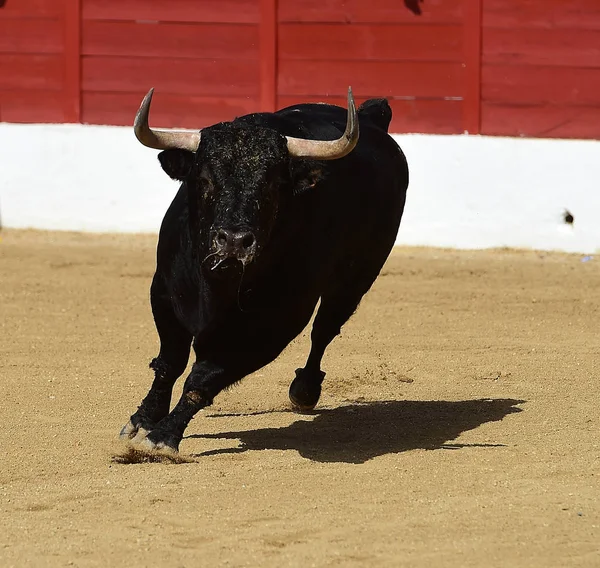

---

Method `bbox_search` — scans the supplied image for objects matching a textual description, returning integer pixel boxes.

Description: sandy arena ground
[0,229,598,567]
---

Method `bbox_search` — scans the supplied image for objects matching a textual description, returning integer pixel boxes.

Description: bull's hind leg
[289,294,361,410]
[290,264,386,411]
[120,276,192,440]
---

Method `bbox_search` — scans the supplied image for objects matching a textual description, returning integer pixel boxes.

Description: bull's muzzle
[210,228,257,266]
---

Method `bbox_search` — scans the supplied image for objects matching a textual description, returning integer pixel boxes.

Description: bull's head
[133,88,358,270]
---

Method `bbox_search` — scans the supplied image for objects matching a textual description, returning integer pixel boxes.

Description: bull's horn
[134,88,201,152]
[285,87,359,160]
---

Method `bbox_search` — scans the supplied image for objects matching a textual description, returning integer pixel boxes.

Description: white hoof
[119,420,138,440]
[138,436,179,456]
[129,427,151,446]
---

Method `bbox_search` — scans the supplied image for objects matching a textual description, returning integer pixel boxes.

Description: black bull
[120,89,409,455]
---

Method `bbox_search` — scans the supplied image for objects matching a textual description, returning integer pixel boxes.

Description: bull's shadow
[190,398,524,464]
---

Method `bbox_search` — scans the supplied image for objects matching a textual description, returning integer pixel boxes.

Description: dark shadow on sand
[188,398,525,464]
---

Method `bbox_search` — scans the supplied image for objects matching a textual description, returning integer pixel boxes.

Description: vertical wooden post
[64,0,81,122]
[260,0,277,112]
[463,0,482,134]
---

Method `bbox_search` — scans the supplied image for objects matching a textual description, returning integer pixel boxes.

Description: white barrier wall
[1,123,599,253]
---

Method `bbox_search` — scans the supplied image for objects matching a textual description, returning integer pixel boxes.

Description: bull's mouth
[204,254,247,274]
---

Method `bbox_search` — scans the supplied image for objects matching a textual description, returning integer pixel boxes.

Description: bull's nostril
[242,234,256,250]
[215,230,228,246]
[212,229,255,258]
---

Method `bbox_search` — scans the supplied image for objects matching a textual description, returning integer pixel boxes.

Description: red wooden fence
[1,0,599,139]
[0,0,66,122]
[275,0,467,134]
[481,0,600,139]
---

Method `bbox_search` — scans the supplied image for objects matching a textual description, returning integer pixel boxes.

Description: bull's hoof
[130,427,151,445]
[289,368,325,411]
[137,436,179,457]
[128,428,181,455]
[119,412,160,441]
[119,419,152,442]
[119,420,138,440]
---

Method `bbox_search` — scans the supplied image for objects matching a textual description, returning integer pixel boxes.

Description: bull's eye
[198,177,214,200]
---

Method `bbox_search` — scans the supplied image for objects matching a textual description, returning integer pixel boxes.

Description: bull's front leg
[120,284,192,441]
[120,356,186,441]
[128,360,233,455]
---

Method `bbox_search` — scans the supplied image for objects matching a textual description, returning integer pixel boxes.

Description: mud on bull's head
[133,89,358,269]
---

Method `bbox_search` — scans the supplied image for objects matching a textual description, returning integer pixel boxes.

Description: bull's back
[277,99,408,235]
[251,98,408,207]
[254,100,408,282]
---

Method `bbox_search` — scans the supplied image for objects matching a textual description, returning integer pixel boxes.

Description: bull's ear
[157,149,195,181]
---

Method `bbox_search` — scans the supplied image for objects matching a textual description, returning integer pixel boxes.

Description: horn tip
[346,86,356,109]
[134,88,155,133]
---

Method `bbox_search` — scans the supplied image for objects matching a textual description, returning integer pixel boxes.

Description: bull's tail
[358,99,392,133]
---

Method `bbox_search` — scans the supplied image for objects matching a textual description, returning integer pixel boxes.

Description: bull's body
[122,96,409,455]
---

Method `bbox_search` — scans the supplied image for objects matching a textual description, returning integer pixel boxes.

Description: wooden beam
[259,0,277,112]
[63,0,81,122]
[463,0,482,134]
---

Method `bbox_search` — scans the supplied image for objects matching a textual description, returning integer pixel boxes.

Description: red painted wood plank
[278,0,464,24]
[0,0,60,19]
[64,0,81,123]
[463,0,482,134]
[0,19,63,53]
[0,54,63,90]
[278,23,462,62]
[481,102,600,139]
[278,60,464,98]
[386,98,464,134]
[260,0,277,112]
[483,0,600,31]
[0,90,66,122]
[82,0,259,24]
[278,95,463,133]
[483,27,600,68]
[82,21,259,59]
[82,57,260,96]
[482,64,600,105]
[81,92,259,127]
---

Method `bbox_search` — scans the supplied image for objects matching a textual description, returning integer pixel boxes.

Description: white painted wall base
[1,123,598,253]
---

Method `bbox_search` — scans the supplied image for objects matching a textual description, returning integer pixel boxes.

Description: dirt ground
[0,229,598,567]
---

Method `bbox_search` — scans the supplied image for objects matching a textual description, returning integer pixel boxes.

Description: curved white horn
[285,87,359,160]
[134,89,201,152]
